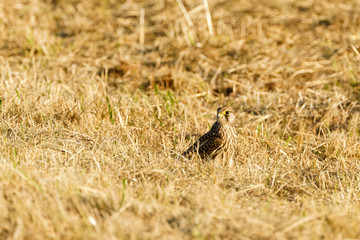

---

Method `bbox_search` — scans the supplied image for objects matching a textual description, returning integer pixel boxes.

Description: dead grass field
[1,0,360,239]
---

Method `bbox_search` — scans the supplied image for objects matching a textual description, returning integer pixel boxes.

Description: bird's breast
[219,125,237,151]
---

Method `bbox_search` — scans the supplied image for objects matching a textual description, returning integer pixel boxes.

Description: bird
[182,105,237,165]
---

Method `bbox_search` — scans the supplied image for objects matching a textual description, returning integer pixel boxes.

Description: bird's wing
[182,131,223,159]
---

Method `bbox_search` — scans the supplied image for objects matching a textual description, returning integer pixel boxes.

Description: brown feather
[182,122,223,159]
[182,106,237,161]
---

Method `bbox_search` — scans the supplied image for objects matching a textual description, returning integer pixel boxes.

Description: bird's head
[216,105,236,124]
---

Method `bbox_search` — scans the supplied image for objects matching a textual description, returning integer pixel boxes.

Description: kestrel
[182,106,237,165]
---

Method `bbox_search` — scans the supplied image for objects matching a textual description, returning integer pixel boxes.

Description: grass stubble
[1,0,360,239]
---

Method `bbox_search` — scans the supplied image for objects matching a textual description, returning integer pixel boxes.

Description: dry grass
[1,0,360,239]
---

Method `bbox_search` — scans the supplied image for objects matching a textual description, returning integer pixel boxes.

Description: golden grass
[1,0,360,239]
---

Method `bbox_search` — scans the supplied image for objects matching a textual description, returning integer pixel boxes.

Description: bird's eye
[225,111,230,115]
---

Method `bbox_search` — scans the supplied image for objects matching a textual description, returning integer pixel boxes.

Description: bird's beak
[217,113,223,118]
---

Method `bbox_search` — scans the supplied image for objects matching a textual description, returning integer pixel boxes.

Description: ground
[1,0,360,239]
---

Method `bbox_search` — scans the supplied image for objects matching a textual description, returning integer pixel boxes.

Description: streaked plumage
[182,106,237,164]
